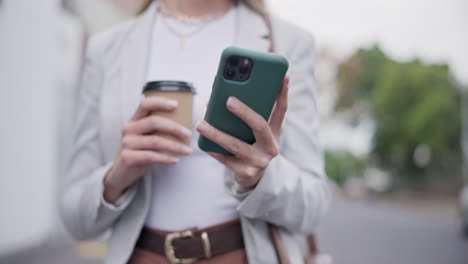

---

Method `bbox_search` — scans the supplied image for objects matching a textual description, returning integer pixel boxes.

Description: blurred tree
[325,150,366,186]
[336,45,388,111]
[335,45,462,187]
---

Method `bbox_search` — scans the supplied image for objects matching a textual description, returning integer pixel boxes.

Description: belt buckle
[165,230,197,264]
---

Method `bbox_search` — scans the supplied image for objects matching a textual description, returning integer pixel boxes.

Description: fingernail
[196,121,208,133]
[167,99,178,107]
[170,156,180,163]
[181,127,192,138]
[182,146,193,154]
[208,152,221,158]
[227,97,239,111]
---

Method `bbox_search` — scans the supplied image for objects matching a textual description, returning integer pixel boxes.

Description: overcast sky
[268,0,468,86]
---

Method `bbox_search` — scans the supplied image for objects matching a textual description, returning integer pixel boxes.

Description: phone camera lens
[239,65,249,74]
[229,56,240,66]
[225,68,236,79]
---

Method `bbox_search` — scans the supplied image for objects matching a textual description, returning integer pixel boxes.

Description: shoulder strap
[263,15,275,53]
[268,223,291,264]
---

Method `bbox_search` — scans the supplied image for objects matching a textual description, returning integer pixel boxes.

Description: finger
[268,73,290,138]
[124,115,192,139]
[208,152,262,187]
[196,120,269,168]
[121,149,179,166]
[208,152,244,172]
[122,135,192,155]
[226,96,277,155]
[131,96,178,121]
[208,152,241,167]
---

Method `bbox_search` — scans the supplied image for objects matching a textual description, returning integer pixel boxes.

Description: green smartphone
[198,46,289,155]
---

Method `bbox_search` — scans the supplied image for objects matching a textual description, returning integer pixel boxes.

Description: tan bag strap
[263,15,276,53]
[268,223,291,264]
[263,14,320,264]
[307,234,319,256]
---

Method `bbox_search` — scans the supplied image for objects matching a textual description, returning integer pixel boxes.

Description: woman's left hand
[196,74,290,189]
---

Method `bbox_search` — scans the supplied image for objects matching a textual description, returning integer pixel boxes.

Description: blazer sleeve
[231,33,331,233]
[59,35,137,241]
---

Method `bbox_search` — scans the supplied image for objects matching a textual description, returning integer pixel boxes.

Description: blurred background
[0,0,467,263]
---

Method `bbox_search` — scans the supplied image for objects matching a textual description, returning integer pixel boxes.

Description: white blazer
[60,1,331,263]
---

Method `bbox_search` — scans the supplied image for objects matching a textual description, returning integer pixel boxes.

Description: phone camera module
[224,56,253,81]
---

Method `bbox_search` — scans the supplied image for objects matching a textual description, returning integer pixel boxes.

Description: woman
[60,0,330,263]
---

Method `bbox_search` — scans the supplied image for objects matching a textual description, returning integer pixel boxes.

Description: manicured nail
[196,121,208,133]
[181,127,192,138]
[182,146,193,154]
[167,99,178,107]
[208,152,222,159]
[227,97,239,111]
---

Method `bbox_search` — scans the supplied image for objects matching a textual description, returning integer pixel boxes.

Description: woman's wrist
[103,168,125,204]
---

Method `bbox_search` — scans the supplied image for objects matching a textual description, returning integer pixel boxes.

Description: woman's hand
[103,97,193,204]
[196,75,290,189]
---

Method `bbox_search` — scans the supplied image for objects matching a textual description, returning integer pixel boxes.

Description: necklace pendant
[180,38,188,49]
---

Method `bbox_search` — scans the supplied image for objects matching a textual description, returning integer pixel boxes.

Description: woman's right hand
[103,96,193,204]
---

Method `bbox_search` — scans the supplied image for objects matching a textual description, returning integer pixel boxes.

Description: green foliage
[336,45,389,109]
[325,150,365,185]
[335,45,462,184]
[372,60,461,176]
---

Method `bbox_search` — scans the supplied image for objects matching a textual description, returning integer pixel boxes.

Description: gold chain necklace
[158,1,234,49]
[160,16,208,49]
[159,0,233,24]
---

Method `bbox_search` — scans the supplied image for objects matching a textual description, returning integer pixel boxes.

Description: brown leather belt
[135,220,244,264]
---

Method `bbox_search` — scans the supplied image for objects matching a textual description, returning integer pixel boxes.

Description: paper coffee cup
[142,81,195,145]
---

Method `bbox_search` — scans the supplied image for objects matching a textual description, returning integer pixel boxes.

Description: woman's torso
[143,7,240,231]
[81,3,316,263]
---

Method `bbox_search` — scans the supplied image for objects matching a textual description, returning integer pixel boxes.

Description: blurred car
[460,185,468,237]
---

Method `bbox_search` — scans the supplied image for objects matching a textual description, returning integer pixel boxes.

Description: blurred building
[0,0,83,255]
[463,90,468,183]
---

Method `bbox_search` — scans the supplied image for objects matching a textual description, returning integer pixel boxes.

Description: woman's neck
[160,0,233,18]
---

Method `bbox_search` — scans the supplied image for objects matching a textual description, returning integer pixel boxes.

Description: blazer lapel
[120,1,159,124]
[234,4,270,52]
[119,1,160,222]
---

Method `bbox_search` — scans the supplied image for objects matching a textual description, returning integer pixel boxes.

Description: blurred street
[317,194,468,264]
[1,194,467,264]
